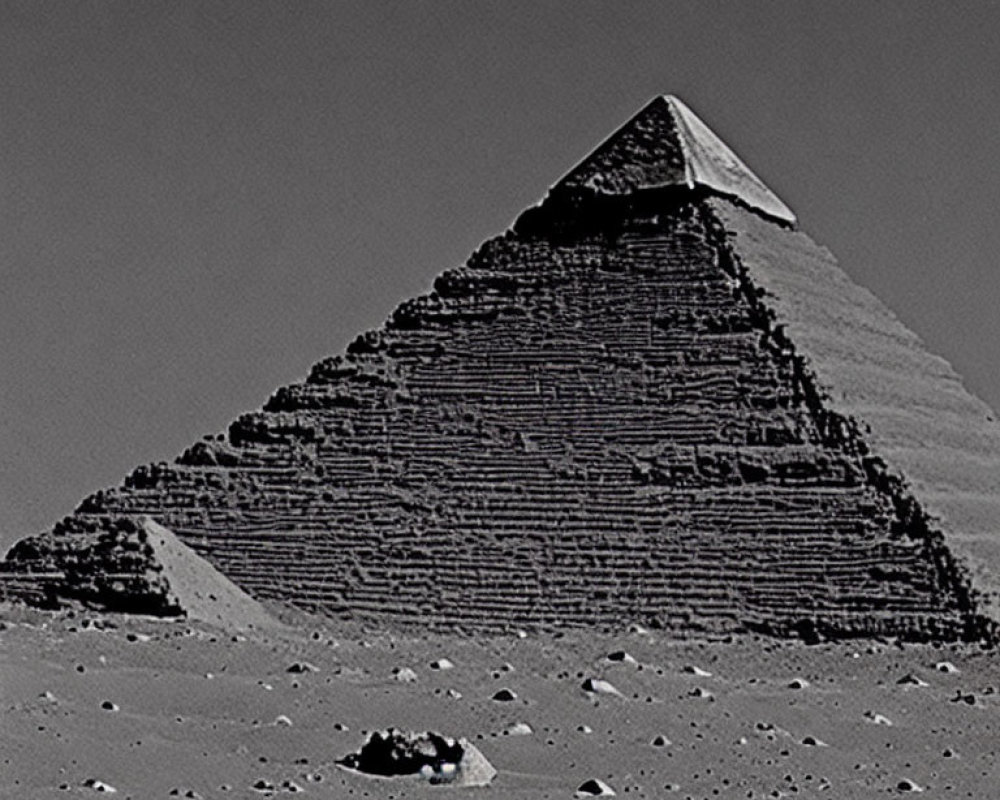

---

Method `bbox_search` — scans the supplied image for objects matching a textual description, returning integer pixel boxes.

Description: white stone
[581,677,623,697]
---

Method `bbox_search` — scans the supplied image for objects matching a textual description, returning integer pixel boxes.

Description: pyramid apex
[555,95,796,225]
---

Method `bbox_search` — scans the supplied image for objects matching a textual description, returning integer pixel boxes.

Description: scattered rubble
[81,778,117,793]
[581,678,623,697]
[393,666,418,683]
[576,777,616,796]
[606,650,637,665]
[505,721,534,736]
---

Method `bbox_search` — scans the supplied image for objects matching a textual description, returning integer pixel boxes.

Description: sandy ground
[2,603,998,799]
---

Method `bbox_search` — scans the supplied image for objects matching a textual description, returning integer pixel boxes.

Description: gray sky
[2,1,999,550]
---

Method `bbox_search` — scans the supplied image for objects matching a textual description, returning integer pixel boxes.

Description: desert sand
[2,601,997,799]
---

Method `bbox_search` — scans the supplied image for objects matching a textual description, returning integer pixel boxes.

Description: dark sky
[2,1,999,549]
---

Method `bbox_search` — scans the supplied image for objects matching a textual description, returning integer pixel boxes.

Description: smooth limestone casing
[558,96,796,225]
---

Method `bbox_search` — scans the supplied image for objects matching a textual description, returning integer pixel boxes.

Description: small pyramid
[2,516,275,630]
[555,95,796,224]
[2,95,998,641]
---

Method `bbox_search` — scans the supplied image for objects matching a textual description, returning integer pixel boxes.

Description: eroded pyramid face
[3,96,998,642]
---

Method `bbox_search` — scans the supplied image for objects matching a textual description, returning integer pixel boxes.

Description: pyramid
[4,95,999,641]
[2,515,275,629]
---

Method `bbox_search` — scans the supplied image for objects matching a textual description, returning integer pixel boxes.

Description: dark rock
[337,728,495,786]
[576,777,616,796]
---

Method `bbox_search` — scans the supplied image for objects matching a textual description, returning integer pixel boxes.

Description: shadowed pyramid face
[3,97,998,642]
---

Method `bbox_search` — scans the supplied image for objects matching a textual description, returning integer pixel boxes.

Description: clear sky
[2,1,999,550]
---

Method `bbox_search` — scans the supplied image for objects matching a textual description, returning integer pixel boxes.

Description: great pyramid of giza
[4,96,999,641]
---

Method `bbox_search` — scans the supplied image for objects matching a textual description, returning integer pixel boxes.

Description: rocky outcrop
[2,96,996,641]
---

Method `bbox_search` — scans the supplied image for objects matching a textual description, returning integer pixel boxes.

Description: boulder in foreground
[337,728,496,787]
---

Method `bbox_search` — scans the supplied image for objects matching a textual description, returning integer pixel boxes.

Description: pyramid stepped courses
[16,193,988,639]
[2,516,275,629]
[711,199,1000,623]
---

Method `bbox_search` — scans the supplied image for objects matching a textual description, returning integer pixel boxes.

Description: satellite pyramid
[4,96,1000,641]
[2,515,275,629]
